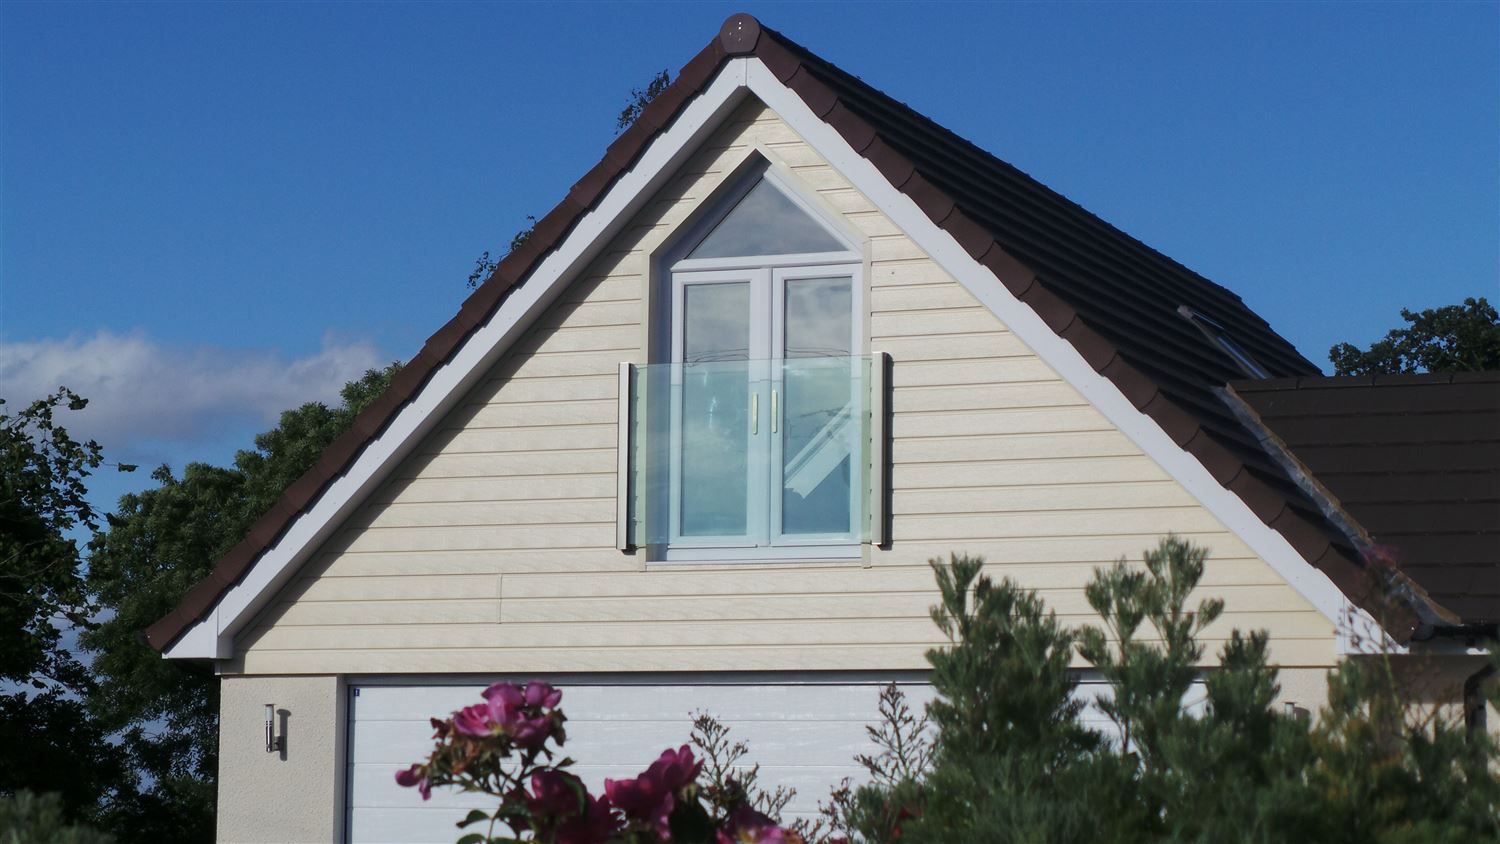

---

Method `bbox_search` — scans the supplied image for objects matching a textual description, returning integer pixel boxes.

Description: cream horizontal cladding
[230,97,1337,677]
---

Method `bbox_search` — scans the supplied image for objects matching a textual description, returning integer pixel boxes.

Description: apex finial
[719,13,762,55]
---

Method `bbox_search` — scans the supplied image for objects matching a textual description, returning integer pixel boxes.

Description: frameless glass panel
[688,178,846,259]
[680,283,751,536]
[780,277,855,536]
[630,357,873,548]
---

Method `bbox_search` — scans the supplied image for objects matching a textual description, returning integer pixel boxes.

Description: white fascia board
[166,606,229,660]
[164,59,754,660]
[742,59,1376,651]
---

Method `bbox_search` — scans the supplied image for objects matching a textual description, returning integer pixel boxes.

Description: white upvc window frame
[769,264,867,551]
[666,267,769,557]
[652,162,868,563]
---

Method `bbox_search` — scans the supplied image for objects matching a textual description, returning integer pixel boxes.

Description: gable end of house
[150,13,1461,659]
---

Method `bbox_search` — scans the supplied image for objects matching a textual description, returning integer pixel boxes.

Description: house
[146,14,1499,843]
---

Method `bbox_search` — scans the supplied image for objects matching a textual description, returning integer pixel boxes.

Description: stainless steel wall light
[265,703,283,753]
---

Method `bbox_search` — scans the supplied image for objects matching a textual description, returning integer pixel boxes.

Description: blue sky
[3,1,1497,512]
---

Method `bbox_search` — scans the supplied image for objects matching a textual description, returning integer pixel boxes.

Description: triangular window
[687,176,847,259]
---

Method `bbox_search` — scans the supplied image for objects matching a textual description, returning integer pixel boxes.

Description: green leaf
[455,834,485,844]
[457,809,490,829]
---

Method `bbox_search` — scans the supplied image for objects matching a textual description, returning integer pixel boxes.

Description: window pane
[780,357,855,537]
[779,277,855,537]
[688,178,846,259]
[783,277,852,359]
[680,283,751,537]
[683,282,751,362]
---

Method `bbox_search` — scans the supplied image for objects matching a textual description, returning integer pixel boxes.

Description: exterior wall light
[265,703,284,753]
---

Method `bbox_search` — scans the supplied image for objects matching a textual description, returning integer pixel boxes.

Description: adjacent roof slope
[150,12,1461,651]
[1231,373,1500,625]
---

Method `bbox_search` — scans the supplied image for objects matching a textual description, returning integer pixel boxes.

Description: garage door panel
[351,685,495,721]
[347,679,926,840]
[350,765,495,811]
[345,678,1182,842]
[353,680,935,722]
[347,805,485,844]
[566,719,888,768]
[354,719,904,775]
[351,764,863,837]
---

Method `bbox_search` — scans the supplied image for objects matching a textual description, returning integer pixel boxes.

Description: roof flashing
[1178,304,1272,379]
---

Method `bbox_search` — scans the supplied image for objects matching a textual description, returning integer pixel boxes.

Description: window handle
[771,389,778,434]
[751,391,758,435]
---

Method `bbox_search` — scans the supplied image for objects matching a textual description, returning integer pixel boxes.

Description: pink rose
[528,769,619,844]
[605,745,704,839]
[523,680,563,709]
[716,805,788,843]
[452,701,496,737]
[393,763,431,801]
[605,771,673,838]
[647,745,703,792]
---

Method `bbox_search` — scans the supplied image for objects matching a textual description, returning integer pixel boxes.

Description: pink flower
[452,701,497,737]
[527,769,587,817]
[484,681,525,710]
[646,745,703,792]
[605,772,672,838]
[556,794,619,844]
[510,714,556,749]
[393,763,431,800]
[527,770,619,844]
[447,683,561,749]
[523,680,563,709]
[450,682,563,748]
[605,745,703,839]
[716,805,788,844]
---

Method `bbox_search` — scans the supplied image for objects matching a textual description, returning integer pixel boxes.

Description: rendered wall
[217,675,344,843]
[228,97,1337,677]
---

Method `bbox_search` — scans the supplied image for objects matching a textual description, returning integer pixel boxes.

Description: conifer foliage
[817,538,1499,844]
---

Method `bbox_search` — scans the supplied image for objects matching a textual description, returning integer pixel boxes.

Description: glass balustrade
[624,356,875,556]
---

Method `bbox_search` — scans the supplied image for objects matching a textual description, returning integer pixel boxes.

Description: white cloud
[1,330,386,454]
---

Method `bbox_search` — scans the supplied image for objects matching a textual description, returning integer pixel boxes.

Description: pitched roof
[1229,373,1500,626]
[149,13,1467,651]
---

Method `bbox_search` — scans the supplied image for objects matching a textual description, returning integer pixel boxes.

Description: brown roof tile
[1232,373,1500,625]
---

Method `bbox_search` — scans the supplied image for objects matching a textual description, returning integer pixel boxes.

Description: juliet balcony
[617,355,889,561]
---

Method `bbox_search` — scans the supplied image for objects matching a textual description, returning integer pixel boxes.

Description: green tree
[1298,654,1500,843]
[1329,296,1500,375]
[0,791,114,844]
[1073,538,1316,841]
[0,391,133,825]
[0,690,130,830]
[616,69,671,133]
[900,555,1135,844]
[83,364,400,842]
[835,538,1500,844]
[0,389,130,691]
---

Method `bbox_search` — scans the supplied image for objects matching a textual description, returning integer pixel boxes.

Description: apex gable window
[619,165,883,562]
[685,175,848,259]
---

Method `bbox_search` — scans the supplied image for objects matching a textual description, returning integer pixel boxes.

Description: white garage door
[345,676,1202,843]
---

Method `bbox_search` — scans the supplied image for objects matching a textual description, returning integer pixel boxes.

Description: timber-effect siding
[229,99,1335,675]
